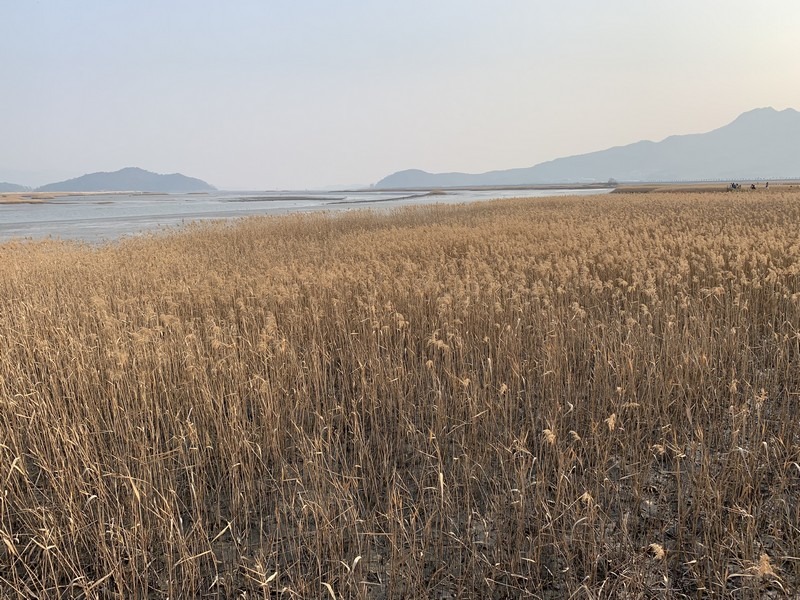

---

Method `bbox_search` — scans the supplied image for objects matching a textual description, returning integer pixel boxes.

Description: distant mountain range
[375,107,800,188]
[33,167,216,193]
[0,168,214,193]
[0,182,30,192]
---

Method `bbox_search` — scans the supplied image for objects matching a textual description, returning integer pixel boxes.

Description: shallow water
[0,188,611,243]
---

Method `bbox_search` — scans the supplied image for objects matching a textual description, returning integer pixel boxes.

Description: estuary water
[0,187,611,243]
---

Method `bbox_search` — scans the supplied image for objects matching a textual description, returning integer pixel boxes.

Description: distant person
[751,183,756,190]
[765,182,769,189]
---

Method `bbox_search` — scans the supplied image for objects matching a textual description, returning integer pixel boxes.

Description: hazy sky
[2,1,799,189]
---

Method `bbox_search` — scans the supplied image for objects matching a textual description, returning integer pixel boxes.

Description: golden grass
[0,191,126,203]
[0,193,46,204]
[0,192,799,597]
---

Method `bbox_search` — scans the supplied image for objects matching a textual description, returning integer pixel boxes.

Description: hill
[0,182,30,192]
[375,107,800,188]
[36,167,216,193]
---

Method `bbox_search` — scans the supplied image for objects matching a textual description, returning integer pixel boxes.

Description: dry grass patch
[0,193,46,204]
[0,192,799,598]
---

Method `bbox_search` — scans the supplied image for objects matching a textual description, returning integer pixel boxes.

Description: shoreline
[0,190,134,204]
[612,181,800,193]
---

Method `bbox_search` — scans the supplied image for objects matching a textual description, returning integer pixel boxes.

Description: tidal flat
[0,187,610,243]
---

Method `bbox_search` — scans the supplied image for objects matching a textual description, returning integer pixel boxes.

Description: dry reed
[0,192,798,598]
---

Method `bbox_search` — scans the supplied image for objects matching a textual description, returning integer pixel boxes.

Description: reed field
[1,191,800,599]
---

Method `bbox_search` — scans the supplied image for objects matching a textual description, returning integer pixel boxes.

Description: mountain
[36,167,216,192]
[0,182,30,192]
[375,107,800,188]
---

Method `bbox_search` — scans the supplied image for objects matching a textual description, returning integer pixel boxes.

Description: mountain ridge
[35,167,216,193]
[375,107,800,188]
[0,182,30,192]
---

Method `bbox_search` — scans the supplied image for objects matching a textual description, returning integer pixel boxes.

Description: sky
[2,1,800,190]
